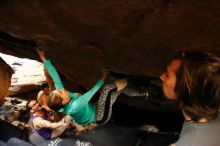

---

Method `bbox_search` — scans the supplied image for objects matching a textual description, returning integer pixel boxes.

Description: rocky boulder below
[0,53,46,97]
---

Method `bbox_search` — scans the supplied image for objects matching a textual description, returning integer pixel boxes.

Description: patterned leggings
[95,82,146,125]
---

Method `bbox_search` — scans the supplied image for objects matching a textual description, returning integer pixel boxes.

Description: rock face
[0,0,219,88]
[0,57,13,103]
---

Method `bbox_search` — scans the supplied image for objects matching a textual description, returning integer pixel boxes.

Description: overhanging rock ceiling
[0,0,220,87]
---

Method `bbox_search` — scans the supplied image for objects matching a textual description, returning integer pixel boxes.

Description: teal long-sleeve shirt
[43,60,104,125]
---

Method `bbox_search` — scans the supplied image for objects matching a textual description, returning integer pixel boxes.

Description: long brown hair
[46,91,63,111]
[174,51,220,122]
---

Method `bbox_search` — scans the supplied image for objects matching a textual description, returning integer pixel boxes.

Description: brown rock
[0,57,13,103]
[0,1,219,88]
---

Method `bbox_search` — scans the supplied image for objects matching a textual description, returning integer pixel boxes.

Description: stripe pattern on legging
[95,82,146,125]
[95,82,116,124]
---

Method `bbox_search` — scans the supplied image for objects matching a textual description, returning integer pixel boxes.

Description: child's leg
[95,83,116,121]
[96,80,146,125]
[96,90,122,125]
[122,87,146,97]
[95,79,128,124]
